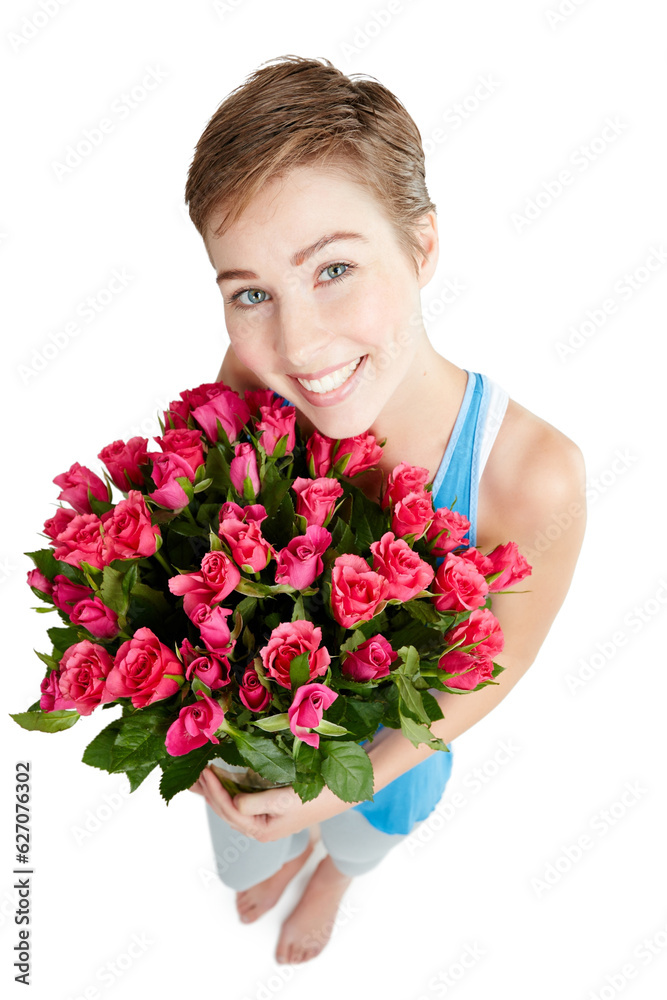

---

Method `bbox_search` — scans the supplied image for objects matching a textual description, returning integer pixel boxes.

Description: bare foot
[275,854,353,965]
[235,832,316,925]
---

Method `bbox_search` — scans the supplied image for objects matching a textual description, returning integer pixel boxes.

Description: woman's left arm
[193,425,587,840]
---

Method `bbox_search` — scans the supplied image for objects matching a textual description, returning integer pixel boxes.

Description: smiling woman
[183,54,586,967]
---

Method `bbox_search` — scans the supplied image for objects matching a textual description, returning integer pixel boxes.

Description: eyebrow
[215,231,369,285]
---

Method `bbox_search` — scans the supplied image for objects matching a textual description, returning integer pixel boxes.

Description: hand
[189,768,350,842]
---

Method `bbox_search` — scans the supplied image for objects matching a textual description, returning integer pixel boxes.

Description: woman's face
[205,164,437,439]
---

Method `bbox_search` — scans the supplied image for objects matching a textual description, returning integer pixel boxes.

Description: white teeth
[297,357,362,394]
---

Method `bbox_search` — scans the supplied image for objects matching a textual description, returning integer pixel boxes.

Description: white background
[2,1,666,998]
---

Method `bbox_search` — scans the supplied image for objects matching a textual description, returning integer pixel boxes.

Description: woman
[186,54,586,965]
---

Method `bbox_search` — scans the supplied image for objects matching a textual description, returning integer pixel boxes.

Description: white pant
[205,802,418,890]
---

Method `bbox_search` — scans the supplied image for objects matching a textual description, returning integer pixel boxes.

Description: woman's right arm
[215,343,269,393]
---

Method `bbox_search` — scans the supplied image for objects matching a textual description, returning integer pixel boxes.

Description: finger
[200,769,259,834]
[235,786,297,817]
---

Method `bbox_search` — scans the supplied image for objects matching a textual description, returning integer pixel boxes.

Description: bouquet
[11,381,531,806]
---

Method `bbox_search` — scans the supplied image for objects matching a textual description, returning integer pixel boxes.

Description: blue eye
[235,288,267,306]
[227,261,356,310]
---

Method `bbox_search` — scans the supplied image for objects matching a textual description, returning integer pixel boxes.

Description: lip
[288,354,369,408]
[288,356,363,381]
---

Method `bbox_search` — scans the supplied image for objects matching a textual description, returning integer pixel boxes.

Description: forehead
[205,164,390,263]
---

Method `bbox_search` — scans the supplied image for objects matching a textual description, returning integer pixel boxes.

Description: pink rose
[274,525,332,590]
[53,462,109,515]
[190,604,236,655]
[391,490,435,541]
[191,387,250,444]
[287,682,338,749]
[219,506,273,573]
[458,546,494,576]
[256,403,296,456]
[53,513,105,570]
[292,477,343,528]
[165,693,224,756]
[330,553,389,629]
[51,575,93,612]
[98,437,149,491]
[106,627,184,709]
[331,433,383,477]
[341,635,398,681]
[305,431,337,478]
[148,452,196,509]
[484,542,532,591]
[153,428,205,477]
[381,463,431,510]
[180,638,231,689]
[162,397,191,430]
[260,620,331,691]
[369,531,434,601]
[431,553,489,612]
[69,597,120,639]
[39,669,74,712]
[443,607,504,660]
[244,388,278,415]
[230,442,260,498]
[239,667,273,712]
[43,507,77,541]
[426,507,471,557]
[437,648,495,690]
[27,569,53,596]
[57,640,115,716]
[168,551,240,616]
[101,491,160,560]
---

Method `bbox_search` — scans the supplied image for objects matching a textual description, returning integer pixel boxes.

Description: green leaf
[252,713,291,731]
[47,626,81,654]
[405,599,441,624]
[99,564,130,616]
[289,651,311,688]
[109,729,170,773]
[193,477,213,494]
[320,740,374,803]
[10,710,80,733]
[293,773,326,803]
[398,710,449,752]
[421,690,445,723]
[314,720,349,736]
[34,649,60,671]
[82,719,123,770]
[159,743,220,803]
[229,729,296,785]
[125,761,158,792]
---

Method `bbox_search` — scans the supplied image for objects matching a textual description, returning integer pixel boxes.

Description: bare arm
[365,425,587,792]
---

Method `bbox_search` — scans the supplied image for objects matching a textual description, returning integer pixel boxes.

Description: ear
[415,210,439,289]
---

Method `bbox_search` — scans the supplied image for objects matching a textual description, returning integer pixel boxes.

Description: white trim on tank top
[477,377,509,479]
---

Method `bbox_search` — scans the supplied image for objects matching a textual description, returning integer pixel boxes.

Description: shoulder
[477,395,586,551]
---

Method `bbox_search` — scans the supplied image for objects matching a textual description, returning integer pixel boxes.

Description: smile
[295,357,363,394]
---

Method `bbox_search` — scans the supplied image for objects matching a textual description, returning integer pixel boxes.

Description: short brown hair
[184,54,436,275]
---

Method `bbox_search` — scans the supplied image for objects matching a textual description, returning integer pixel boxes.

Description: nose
[274,288,336,371]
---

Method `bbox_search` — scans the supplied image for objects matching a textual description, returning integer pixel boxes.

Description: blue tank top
[280,370,506,833]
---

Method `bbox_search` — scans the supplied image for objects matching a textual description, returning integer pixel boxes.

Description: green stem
[154,549,173,575]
